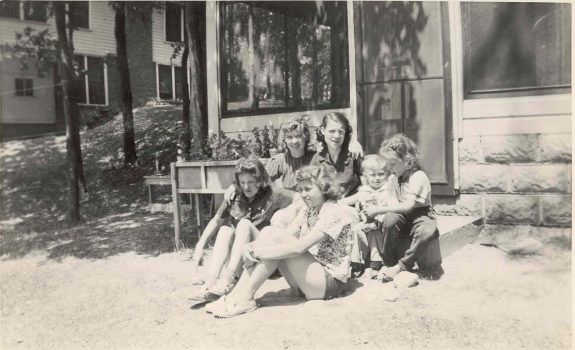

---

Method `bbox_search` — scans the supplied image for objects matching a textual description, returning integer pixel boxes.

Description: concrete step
[437,215,484,257]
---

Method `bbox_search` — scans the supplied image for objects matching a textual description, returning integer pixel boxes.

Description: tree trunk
[115,2,138,165]
[184,2,208,157]
[180,38,191,158]
[67,1,87,192]
[55,2,81,223]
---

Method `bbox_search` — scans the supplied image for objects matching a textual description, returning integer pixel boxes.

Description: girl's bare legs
[203,225,235,288]
[223,219,262,278]
[226,232,327,304]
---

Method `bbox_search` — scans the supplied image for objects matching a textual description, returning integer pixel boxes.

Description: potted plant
[267,122,282,156]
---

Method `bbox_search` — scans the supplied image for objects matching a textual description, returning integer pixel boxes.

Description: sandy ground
[1,241,571,350]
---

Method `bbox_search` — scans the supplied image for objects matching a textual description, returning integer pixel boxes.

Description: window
[71,1,90,29]
[1,1,48,21]
[220,1,349,117]
[0,2,20,18]
[157,64,184,100]
[23,1,47,22]
[165,2,183,42]
[15,78,33,96]
[74,55,107,105]
[462,2,571,98]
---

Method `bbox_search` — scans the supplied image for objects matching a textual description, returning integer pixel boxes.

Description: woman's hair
[233,155,271,191]
[280,115,312,152]
[379,133,421,171]
[316,112,352,154]
[361,154,389,176]
[295,165,342,201]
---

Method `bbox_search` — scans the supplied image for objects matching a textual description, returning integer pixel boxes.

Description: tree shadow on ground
[257,278,363,308]
[0,106,191,261]
[0,209,181,261]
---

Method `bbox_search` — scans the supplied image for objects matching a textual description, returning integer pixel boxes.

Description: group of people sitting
[188,112,444,318]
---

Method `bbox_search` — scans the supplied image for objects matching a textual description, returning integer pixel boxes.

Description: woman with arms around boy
[361,134,443,281]
[204,166,359,318]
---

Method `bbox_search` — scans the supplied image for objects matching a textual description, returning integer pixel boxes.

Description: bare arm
[251,229,326,260]
[339,192,361,207]
[190,185,235,267]
[190,216,224,267]
[362,199,417,219]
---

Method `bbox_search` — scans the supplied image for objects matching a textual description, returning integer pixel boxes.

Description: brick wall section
[435,132,572,227]
[126,12,156,107]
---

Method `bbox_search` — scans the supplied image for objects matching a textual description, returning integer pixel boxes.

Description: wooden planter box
[170,159,269,248]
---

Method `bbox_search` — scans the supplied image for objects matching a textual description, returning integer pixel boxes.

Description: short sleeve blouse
[397,170,432,208]
[310,150,362,197]
[265,151,316,190]
[297,202,360,282]
[215,185,295,229]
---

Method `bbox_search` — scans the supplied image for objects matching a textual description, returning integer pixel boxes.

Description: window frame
[155,63,185,100]
[74,55,109,106]
[70,1,90,30]
[461,2,571,100]
[15,78,34,97]
[164,2,184,43]
[218,1,350,119]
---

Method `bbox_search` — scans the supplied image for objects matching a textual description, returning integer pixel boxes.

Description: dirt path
[1,243,571,350]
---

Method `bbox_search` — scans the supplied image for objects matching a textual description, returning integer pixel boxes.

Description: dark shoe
[369,261,383,271]
[351,262,366,278]
[418,264,444,280]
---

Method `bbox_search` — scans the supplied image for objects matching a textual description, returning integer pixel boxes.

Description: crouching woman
[207,166,360,318]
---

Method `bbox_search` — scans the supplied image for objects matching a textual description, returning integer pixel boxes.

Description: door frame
[354,1,456,196]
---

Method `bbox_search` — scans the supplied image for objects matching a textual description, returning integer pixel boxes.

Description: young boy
[340,154,399,278]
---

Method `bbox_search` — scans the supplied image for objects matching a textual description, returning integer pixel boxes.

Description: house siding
[0,58,56,125]
[151,8,182,66]
[73,2,116,56]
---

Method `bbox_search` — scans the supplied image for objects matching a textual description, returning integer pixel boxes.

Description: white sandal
[213,299,257,318]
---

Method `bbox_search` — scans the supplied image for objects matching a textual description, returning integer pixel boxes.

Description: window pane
[316,25,332,106]
[71,1,89,29]
[220,1,349,116]
[222,2,250,111]
[253,7,287,110]
[73,55,87,104]
[24,79,33,96]
[23,1,47,22]
[223,4,291,111]
[87,56,105,105]
[463,2,571,95]
[296,22,333,107]
[0,2,20,18]
[15,79,23,96]
[165,2,181,42]
[158,65,173,99]
[174,66,183,100]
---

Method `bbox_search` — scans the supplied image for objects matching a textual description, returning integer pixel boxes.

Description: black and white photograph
[0,0,572,349]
